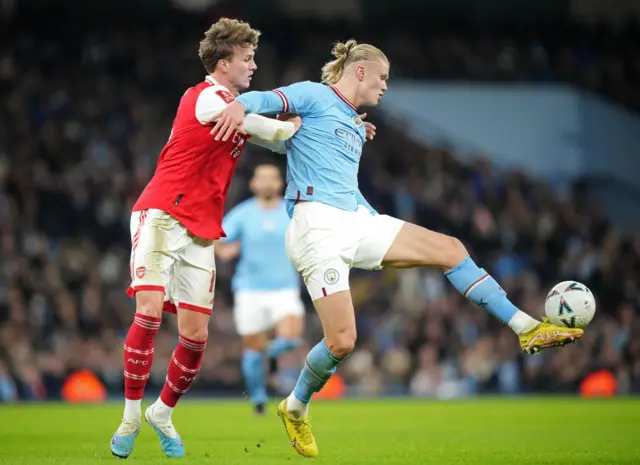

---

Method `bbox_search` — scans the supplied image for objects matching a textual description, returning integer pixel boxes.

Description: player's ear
[356,64,365,81]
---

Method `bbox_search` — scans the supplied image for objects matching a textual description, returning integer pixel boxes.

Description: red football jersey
[133,76,248,239]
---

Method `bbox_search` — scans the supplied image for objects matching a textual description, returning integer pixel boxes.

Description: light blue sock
[242,350,267,405]
[268,337,303,358]
[445,256,519,324]
[292,339,342,403]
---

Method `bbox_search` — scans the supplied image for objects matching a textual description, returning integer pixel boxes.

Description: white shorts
[127,208,216,315]
[285,202,404,301]
[233,289,305,336]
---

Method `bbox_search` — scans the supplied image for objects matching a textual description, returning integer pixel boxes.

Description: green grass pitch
[1,398,639,464]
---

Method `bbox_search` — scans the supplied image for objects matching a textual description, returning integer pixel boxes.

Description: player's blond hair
[321,39,388,85]
[199,18,261,74]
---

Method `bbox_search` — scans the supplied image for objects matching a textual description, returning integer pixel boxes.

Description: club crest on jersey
[353,116,363,128]
[324,269,339,285]
[136,266,146,278]
[215,89,234,104]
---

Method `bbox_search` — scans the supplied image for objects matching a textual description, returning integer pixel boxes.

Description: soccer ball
[544,281,596,328]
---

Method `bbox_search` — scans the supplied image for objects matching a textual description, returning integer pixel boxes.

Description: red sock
[160,334,207,407]
[123,313,161,400]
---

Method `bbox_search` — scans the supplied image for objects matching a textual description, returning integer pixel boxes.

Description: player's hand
[215,241,240,262]
[277,113,302,133]
[209,101,246,141]
[360,113,376,141]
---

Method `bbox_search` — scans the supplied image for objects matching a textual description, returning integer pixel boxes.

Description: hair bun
[332,39,358,59]
[345,39,357,53]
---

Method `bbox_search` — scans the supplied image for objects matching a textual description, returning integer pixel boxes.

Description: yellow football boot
[277,399,318,457]
[519,318,584,354]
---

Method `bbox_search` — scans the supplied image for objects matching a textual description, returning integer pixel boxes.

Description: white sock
[151,398,174,424]
[508,310,539,334]
[286,393,309,418]
[123,399,141,422]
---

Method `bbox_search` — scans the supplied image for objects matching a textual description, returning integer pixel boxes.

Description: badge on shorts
[136,266,146,278]
[324,269,339,285]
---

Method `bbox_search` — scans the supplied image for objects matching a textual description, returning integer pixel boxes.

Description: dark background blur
[1,0,639,402]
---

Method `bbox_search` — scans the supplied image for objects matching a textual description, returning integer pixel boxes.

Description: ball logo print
[324,269,339,285]
[558,299,576,328]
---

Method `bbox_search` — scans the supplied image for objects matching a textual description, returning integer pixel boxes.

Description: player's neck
[209,72,240,96]
[332,81,359,108]
[256,197,281,209]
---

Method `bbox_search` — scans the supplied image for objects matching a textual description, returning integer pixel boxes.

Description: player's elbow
[271,121,296,142]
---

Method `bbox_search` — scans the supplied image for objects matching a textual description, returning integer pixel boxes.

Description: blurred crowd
[1,13,640,402]
[387,20,640,112]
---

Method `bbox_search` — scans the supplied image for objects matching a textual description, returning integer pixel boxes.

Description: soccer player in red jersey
[110,18,301,459]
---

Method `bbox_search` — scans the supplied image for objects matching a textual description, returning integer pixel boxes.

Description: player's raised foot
[277,399,318,457]
[110,420,140,459]
[519,317,584,355]
[144,405,185,458]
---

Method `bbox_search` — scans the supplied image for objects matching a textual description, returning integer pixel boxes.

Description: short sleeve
[195,86,235,124]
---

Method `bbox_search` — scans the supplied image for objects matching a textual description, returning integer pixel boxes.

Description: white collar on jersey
[205,75,218,85]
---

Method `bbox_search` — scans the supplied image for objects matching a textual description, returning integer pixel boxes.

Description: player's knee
[180,324,208,341]
[436,235,468,270]
[135,295,164,319]
[325,329,357,358]
[178,307,211,341]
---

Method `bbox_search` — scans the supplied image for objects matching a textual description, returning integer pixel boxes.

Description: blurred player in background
[110,18,301,459]
[217,162,305,415]
[211,39,585,457]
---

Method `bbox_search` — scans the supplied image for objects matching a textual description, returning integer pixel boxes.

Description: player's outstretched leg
[110,291,163,459]
[382,222,583,354]
[145,310,208,458]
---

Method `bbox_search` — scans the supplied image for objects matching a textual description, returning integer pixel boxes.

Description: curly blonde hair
[321,39,388,85]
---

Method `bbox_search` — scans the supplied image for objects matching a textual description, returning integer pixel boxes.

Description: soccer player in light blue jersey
[217,162,305,415]
[210,40,584,457]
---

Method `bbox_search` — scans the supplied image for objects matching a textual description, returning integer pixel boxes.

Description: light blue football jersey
[237,82,377,217]
[221,198,299,292]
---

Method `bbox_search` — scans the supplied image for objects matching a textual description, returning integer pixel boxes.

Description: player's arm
[247,137,286,154]
[196,87,298,142]
[216,241,240,262]
[237,81,320,116]
[247,114,300,154]
[355,190,378,215]
[209,82,322,141]
[217,204,243,263]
